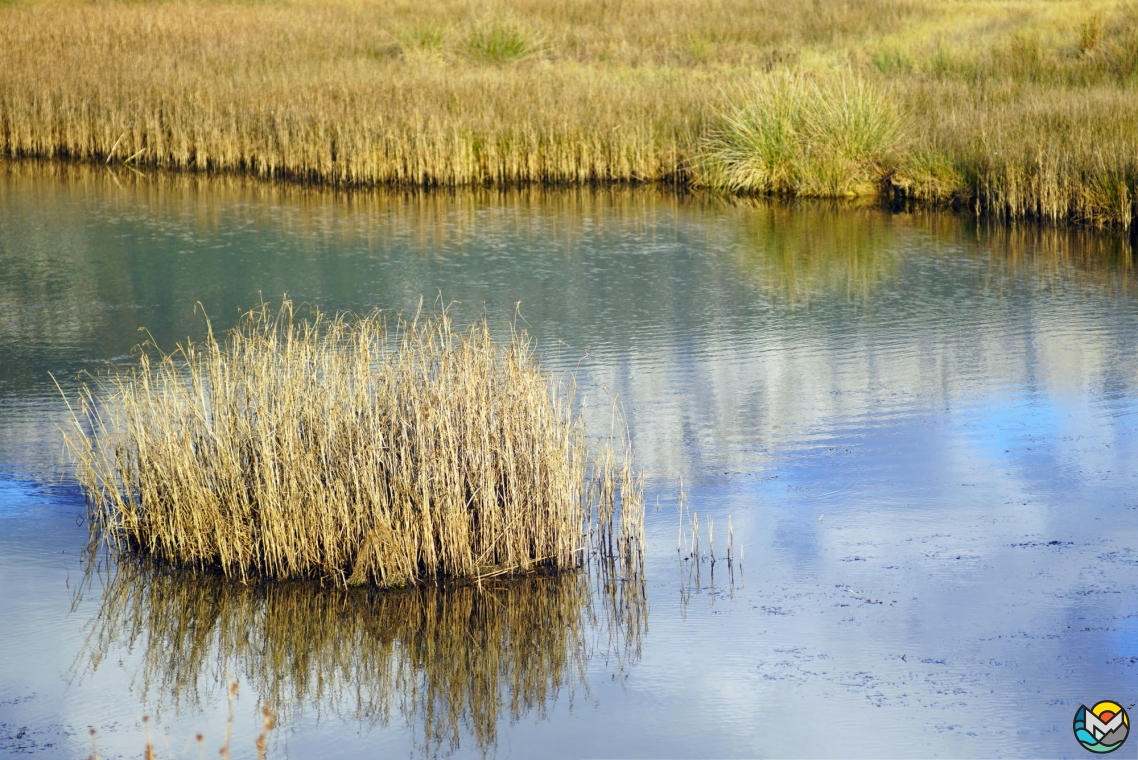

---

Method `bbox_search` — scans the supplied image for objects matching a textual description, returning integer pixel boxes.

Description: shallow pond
[2,165,1138,758]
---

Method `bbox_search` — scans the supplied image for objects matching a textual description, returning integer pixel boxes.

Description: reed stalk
[727,515,734,564]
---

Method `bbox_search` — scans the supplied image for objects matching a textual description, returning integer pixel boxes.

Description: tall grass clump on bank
[62,302,644,587]
[699,75,902,197]
[466,20,539,64]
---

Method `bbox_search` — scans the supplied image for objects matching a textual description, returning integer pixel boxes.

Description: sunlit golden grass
[77,557,645,756]
[1,0,1136,224]
[62,301,645,587]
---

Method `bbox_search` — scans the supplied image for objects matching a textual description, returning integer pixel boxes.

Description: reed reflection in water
[728,202,903,305]
[727,200,1136,306]
[74,556,646,756]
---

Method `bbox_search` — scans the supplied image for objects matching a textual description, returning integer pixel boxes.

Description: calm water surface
[2,166,1138,758]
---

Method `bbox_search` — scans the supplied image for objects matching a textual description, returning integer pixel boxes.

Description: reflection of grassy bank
[726,202,903,304]
[77,559,644,756]
[1,1,1137,225]
[723,201,1137,303]
[967,220,1137,296]
[0,161,690,258]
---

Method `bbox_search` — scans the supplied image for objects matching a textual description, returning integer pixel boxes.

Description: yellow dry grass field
[1,0,1136,224]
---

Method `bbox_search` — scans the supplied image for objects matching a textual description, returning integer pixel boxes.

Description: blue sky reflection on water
[1,168,1138,757]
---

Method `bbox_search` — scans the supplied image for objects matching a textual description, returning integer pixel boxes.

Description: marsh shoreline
[2,0,1138,228]
[5,157,1138,244]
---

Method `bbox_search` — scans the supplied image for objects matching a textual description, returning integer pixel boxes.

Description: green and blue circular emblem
[1074,701,1129,753]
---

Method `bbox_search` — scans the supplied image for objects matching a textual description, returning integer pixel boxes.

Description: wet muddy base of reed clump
[61,300,645,588]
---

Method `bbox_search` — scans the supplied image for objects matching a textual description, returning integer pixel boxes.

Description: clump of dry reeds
[62,300,643,587]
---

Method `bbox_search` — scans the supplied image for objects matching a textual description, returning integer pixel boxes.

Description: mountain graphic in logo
[1074,701,1129,753]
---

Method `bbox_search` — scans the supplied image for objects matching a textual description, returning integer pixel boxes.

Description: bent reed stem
[61,300,644,587]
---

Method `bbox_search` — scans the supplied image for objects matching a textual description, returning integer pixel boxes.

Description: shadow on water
[71,555,646,757]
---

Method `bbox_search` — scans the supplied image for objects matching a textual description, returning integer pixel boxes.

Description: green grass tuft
[466,21,537,64]
[699,75,901,197]
[398,22,445,54]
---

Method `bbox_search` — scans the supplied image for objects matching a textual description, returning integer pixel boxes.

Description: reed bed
[3,0,1138,226]
[62,301,644,587]
[77,556,645,757]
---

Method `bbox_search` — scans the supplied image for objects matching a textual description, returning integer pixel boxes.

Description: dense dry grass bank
[63,302,644,587]
[1,0,1136,225]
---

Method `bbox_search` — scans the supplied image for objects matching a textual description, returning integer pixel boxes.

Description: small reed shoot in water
[98,686,277,760]
[727,515,734,565]
[256,706,277,760]
[61,301,643,587]
[690,511,700,559]
[141,716,153,760]
[676,476,686,554]
[708,515,715,564]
